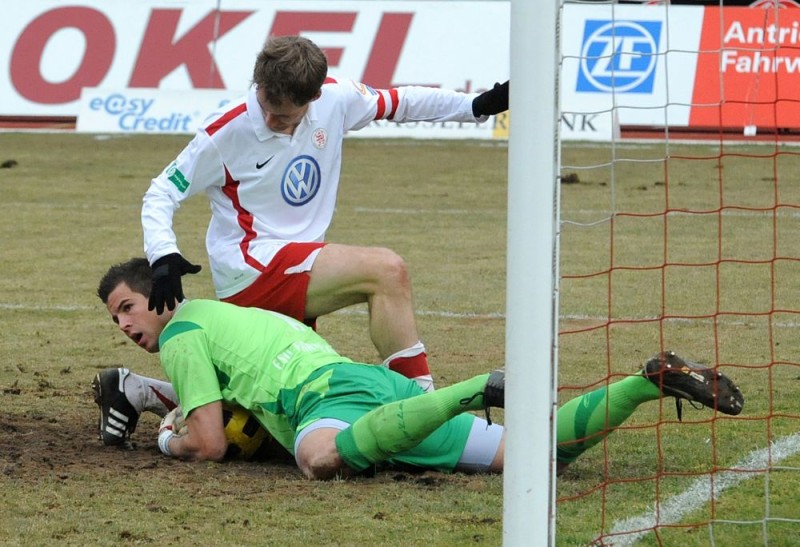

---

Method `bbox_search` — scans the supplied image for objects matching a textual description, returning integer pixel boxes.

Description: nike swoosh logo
[256,156,274,169]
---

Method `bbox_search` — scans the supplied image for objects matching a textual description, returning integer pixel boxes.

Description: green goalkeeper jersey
[158,299,353,451]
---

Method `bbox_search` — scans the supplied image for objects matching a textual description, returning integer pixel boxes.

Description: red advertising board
[691,7,800,129]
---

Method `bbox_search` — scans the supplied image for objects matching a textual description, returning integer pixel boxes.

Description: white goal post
[504,0,561,545]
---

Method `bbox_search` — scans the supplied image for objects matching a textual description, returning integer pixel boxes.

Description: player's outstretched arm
[472,81,509,117]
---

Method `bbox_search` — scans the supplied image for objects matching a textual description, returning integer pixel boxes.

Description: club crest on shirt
[312,128,327,149]
[281,155,321,206]
[350,81,369,96]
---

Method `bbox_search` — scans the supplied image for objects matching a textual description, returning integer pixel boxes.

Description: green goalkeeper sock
[556,373,661,464]
[335,374,490,471]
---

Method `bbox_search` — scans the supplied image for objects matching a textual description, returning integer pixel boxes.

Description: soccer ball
[222,403,271,460]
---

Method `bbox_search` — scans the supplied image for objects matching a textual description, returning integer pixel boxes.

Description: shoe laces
[459,393,494,425]
[674,397,705,421]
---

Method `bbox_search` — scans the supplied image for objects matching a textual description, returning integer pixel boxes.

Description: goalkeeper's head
[97,258,169,354]
[97,257,152,304]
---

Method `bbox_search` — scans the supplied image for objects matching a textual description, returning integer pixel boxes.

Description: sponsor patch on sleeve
[166,162,190,192]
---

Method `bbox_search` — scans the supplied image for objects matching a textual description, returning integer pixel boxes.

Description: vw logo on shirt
[281,155,321,206]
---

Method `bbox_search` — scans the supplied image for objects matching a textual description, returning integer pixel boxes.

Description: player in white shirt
[142,35,509,392]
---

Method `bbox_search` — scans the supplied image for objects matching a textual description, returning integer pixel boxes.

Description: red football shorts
[221,242,326,328]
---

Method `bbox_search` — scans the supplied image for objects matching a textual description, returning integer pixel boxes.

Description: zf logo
[577,20,662,94]
[282,155,321,206]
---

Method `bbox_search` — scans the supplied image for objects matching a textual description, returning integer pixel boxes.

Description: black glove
[148,253,202,314]
[472,81,509,117]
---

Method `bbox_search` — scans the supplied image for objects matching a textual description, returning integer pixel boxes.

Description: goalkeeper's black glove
[472,81,509,117]
[148,253,202,314]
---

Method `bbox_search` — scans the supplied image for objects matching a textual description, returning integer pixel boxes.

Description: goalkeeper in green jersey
[94,258,744,479]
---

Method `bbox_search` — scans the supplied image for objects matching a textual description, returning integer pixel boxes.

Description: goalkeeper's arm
[158,400,228,461]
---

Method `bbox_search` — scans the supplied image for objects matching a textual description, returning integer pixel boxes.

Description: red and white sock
[383,342,435,392]
[124,373,179,417]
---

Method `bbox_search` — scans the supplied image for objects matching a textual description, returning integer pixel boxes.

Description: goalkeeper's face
[105,281,172,353]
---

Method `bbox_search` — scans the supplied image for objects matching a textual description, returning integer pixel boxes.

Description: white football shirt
[142,79,484,298]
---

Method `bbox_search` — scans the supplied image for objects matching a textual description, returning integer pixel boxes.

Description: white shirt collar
[246,84,318,141]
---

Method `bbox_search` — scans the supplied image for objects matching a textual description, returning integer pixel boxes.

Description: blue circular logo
[580,21,659,93]
[281,155,321,206]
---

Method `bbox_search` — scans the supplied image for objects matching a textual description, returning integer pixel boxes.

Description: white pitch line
[0,303,93,311]
[336,308,800,328]
[352,206,800,221]
[333,307,505,319]
[608,432,800,546]
[5,303,800,328]
[354,206,503,215]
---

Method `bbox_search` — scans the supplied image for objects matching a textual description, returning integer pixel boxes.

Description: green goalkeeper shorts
[294,362,475,472]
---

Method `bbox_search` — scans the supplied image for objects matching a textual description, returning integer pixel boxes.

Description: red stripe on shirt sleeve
[374,91,387,120]
[387,88,400,120]
[205,103,247,136]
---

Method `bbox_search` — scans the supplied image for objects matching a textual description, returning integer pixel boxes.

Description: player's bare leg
[306,243,434,391]
[295,428,351,480]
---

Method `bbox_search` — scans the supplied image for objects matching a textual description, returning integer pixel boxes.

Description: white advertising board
[3,1,713,139]
[561,4,702,127]
[76,88,245,134]
[1,1,509,114]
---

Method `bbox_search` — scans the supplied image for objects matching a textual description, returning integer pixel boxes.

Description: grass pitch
[0,133,798,545]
